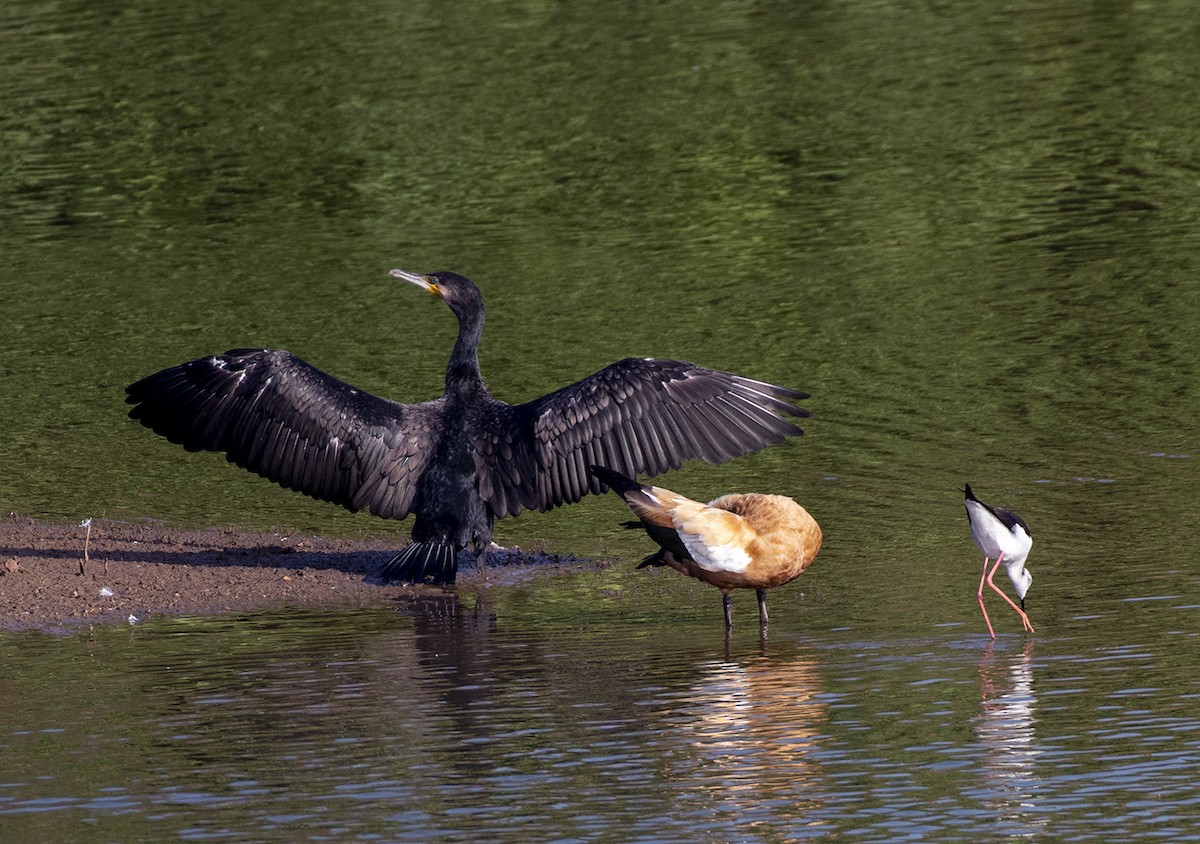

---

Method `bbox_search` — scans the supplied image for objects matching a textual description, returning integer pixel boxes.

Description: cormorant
[125,269,810,585]
[590,465,822,630]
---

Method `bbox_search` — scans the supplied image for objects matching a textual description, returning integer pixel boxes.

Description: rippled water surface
[3,0,1199,839]
[3,602,1199,841]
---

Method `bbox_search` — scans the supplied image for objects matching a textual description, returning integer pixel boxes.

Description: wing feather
[126,349,441,520]
[492,357,809,512]
[641,406,672,475]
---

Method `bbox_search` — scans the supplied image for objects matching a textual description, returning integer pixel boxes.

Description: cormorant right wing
[125,349,442,520]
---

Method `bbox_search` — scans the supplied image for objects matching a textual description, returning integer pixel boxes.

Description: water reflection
[656,648,829,831]
[386,592,503,737]
[369,597,837,837]
[8,603,1200,840]
[975,640,1042,836]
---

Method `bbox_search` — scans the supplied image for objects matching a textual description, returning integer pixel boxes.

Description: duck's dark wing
[125,349,441,519]
[473,357,809,515]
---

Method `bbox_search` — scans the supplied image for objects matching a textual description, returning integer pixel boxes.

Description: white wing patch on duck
[672,505,755,574]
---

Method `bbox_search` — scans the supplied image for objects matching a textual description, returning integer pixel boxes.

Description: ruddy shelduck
[591,465,822,630]
[963,483,1034,638]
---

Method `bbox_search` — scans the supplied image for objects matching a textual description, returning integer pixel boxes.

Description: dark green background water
[2,1,1198,840]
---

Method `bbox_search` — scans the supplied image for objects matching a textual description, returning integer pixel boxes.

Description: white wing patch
[678,530,752,574]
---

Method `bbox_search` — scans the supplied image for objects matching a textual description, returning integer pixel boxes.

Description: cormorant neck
[445,309,485,394]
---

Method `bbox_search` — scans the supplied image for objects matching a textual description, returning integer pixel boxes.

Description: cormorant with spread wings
[125,269,810,585]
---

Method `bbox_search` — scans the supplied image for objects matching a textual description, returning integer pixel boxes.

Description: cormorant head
[390,268,485,323]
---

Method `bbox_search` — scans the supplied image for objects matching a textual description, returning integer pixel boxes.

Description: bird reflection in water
[975,639,1043,835]
[376,592,500,717]
[656,649,830,830]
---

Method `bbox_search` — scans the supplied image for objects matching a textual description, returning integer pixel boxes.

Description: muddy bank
[0,516,592,632]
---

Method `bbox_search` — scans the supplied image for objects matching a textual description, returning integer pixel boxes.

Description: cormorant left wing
[481,357,809,514]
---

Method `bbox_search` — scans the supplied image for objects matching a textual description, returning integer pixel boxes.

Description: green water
[2,603,1198,841]
[2,0,1199,839]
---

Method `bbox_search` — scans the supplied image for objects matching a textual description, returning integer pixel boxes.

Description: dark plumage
[126,269,811,585]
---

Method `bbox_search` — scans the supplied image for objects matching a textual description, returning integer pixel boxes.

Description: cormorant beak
[389,268,442,299]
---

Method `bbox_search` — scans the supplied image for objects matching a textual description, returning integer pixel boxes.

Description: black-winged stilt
[963,483,1034,638]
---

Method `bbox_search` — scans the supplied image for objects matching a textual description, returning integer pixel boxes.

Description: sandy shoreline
[0,516,592,633]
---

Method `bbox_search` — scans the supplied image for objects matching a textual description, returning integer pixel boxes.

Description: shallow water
[3,0,1200,839]
[3,599,1199,841]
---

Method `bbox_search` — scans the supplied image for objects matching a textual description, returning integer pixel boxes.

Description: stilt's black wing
[126,349,441,519]
[472,357,809,515]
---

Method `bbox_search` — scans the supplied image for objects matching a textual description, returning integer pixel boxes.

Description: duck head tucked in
[592,464,822,630]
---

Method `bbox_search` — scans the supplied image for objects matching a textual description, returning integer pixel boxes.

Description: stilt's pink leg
[977,556,996,639]
[985,553,1035,633]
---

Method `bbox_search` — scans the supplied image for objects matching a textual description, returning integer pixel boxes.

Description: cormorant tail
[381,541,458,585]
